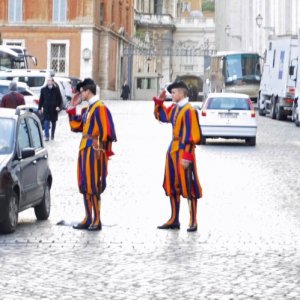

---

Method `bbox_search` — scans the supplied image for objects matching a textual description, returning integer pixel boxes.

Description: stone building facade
[133,0,215,100]
[0,0,134,99]
[215,0,300,55]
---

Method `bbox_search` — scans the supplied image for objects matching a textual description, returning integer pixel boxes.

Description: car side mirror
[21,148,35,159]
[31,57,37,66]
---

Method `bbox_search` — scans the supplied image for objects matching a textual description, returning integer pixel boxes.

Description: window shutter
[8,0,15,22]
[60,0,67,22]
[53,0,59,22]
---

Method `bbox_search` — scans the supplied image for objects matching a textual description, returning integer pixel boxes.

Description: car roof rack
[15,105,38,116]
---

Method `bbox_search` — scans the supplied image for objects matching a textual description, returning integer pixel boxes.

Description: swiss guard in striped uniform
[67,78,116,231]
[154,81,202,232]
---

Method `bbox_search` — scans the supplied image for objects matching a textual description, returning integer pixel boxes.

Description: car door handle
[44,154,48,159]
[32,160,37,165]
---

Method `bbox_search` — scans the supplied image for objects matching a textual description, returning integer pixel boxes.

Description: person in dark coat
[0,81,25,108]
[38,78,63,141]
[121,80,130,100]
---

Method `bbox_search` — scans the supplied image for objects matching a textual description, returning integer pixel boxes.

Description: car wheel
[275,102,286,120]
[247,137,256,147]
[0,191,18,234]
[200,136,206,145]
[294,110,300,127]
[270,97,276,119]
[34,184,51,220]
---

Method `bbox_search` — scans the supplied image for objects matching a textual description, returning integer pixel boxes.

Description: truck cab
[258,36,298,120]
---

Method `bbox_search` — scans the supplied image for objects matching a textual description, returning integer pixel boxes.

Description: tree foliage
[202,0,215,12]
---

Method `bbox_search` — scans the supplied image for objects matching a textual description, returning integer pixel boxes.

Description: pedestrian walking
[120,80,130,100]
[66,78,117,231]
[38,78,62,141]
[153,81,202,232]
[0,81,25,108]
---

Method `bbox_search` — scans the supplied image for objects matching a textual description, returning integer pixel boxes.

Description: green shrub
[202,0,215,12]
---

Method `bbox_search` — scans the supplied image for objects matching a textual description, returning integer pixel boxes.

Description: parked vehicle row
[0,106,52,233]
[0,69,81,109]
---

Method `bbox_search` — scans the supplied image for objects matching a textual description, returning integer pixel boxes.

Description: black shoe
[88,223,102,231]
[51,136,54,140]
[187,225,197,232]
[157,223,180,230]
[72,223,90,230]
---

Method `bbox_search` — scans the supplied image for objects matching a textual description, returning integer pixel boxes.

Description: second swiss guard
[153,81,203,232]
[67,78,117,231]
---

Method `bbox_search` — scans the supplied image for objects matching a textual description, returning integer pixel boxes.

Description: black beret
[167,80,189,93]
[76,78,96,92]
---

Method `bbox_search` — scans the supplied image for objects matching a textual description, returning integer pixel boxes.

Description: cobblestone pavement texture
[0,101,300,299]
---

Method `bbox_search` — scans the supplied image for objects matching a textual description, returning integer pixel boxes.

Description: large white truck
[258,36,298,120]
[292,34,300,126]
[0,45,37,70]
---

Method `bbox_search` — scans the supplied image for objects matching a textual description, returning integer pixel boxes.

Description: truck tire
[258,96,266,116]
[34,184,51,220]
[295,112,300,127]
[0,191,19,234]
[247,137,256,146]
[270,96,276,119]
[275,102,286,120]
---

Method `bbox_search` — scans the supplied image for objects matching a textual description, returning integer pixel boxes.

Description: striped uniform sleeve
[154,102,176,123]
[182,108,201,161]
[68,107,87,132]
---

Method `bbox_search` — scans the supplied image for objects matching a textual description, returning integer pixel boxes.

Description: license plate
[219,113,238,119]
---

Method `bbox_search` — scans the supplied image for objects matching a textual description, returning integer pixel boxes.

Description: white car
[54,76,74,101]
[0,80,39,106]
[198,93,257,146]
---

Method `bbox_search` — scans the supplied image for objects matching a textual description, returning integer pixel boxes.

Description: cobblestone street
[0,101,300,299]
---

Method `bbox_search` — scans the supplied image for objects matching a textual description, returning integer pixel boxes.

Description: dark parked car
[0,106,52,233]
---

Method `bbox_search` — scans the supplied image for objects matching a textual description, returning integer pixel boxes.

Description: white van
[0,69,55,97]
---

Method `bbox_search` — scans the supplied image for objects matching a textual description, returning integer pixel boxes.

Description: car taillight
[287,87,295,96]
[201,110,207,117]
[247,98,256,118]
[34,99,39,105]
[286,98,294,104]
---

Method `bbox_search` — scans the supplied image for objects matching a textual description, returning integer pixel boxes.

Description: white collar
[88,95,99,106]
[176,97,189,108]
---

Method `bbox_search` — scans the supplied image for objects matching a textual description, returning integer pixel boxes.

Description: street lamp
[256,14,263,28]
[224,25,242,40]
[225,25,231,36]
[255,13,275,34]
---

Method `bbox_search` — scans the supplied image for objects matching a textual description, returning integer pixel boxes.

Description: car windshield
[207,97,250,110]
[224,54,261,84]
[0,85,9,95]
[0,118,15,154]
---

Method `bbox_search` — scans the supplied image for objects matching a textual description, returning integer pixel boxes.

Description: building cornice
[0,23,134,44]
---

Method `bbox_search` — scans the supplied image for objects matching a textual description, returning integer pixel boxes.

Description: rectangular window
[53,0,67,23]
[51,44,66,73]
[8,0,22,23]
[47,40,70,76]
[100,3,105,25]
[3,39,25,47]
[154,0,163,14]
